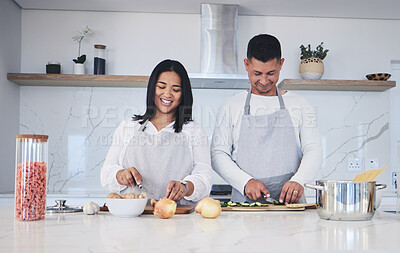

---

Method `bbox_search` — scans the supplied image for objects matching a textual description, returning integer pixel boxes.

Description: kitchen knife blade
[137,184,154,196]
[263,195,279,204]
[132,177,154,196]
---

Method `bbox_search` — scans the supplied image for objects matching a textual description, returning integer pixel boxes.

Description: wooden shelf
[6,73,251,89]
[7,73,149,88]
[278,79,396,91]
[7,74,396,91]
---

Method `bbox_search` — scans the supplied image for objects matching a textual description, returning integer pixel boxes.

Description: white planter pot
[299,57,324,79]
[73,63,85,75]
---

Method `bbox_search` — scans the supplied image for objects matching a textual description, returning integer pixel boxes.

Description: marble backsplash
[20,86,392,195]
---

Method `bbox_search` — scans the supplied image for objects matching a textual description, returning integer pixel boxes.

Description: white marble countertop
[1,198,400,253]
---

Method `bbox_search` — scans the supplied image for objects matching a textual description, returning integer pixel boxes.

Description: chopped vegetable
[273,200,285,205]
[220,201,269,207]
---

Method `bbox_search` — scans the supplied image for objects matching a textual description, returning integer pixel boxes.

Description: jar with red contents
[15,134,48,221]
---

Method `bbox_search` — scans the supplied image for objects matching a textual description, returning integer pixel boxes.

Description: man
[211,34,322,204]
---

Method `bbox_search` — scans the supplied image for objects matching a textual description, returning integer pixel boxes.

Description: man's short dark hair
[247,34,281,62]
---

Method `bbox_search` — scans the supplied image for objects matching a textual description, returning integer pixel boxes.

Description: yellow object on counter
[352,165,387,182]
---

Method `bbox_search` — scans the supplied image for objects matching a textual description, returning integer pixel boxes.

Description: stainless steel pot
[305,180,386,221]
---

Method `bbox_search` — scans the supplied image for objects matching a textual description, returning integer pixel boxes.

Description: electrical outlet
[365,158,379,170]
[348,158,361,172]
[392,172,397,191]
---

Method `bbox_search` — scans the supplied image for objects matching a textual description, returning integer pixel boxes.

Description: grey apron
[121,120,195,205]
[231,87,305,203]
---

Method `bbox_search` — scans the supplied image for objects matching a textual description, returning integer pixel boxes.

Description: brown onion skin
[154,198,177,219]
[195,197,222,219]
[195,197,213,213]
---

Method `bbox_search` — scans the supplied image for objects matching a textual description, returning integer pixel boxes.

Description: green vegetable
[273,200,285,205]
[220,201,269,207]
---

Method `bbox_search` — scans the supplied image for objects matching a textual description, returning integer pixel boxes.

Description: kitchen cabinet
[7,73,396,91]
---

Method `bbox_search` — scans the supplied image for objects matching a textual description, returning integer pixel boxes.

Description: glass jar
[94,44,106,75]
[15,134,48,221]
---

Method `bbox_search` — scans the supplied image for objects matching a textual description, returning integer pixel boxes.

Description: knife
[263,195,279,204]
[133,178,154,196]
[137,183,155,196]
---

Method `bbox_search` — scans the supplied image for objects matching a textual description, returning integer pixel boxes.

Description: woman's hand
[116,167,142,188]
[165,180,191,202]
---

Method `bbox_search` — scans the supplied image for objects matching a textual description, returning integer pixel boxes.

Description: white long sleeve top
[211,90,323,194]
[100,119,212,202]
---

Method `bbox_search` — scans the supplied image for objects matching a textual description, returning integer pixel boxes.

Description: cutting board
[100,205,195,214]
[285,203,317,209]
[222,205,306,211]
[143,205,195,214]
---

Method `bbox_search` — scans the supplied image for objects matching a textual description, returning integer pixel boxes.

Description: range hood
[189,3,249,89]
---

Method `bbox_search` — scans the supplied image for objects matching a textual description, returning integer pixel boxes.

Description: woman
[100,59,211,204]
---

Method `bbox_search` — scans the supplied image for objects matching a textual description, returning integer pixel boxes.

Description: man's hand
[279,181,304,204]
[116,167,142,188]
[244,179,270,201]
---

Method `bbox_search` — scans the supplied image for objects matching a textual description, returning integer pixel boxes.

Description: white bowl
[106,198,147,218]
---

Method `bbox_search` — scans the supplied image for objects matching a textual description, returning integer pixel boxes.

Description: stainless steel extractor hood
[189,3,249,89]
[201,3,238,74]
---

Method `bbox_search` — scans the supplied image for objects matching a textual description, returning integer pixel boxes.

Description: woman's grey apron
[231,87,305,203]
[121,120,195,205]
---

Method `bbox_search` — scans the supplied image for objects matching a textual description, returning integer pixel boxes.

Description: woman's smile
[160,98,173,106]
[153,71,182,120]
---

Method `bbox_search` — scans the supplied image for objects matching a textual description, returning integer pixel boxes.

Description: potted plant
[72,26,92,74]
[299,42,329,79]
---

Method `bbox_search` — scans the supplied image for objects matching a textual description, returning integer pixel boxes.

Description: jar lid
[16,134,49,142]
[47,61,60,65]
[46,200,83,213]
[94,44,106,49]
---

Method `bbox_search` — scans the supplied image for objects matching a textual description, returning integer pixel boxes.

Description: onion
[195,197,213,213]
[154,198,176,219]
[195,197,221,219]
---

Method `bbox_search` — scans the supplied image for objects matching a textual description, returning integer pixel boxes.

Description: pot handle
[376,184,387,190]
[304,183,325,191]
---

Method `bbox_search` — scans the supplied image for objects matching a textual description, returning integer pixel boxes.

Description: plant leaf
[74,55,86,64]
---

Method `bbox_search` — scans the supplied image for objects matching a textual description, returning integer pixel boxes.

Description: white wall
[21,10,400,78]
[390,62,400,189]
[11,9,400,195]
[21,11,201,75]
[0,0,21,193]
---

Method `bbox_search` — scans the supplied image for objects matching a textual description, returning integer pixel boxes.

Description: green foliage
[300,42,329,60]
[73,55,86,64]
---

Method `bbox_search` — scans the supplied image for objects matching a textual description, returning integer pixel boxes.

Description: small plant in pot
[299,42,329,79]
[72,25,92,74]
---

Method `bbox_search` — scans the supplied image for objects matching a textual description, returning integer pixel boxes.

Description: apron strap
[276,84,286,110]
[243,85,286,115]
[139,120,149,132]
[244,89,252,115]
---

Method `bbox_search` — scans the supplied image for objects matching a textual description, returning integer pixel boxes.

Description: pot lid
[46,200,83,213]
